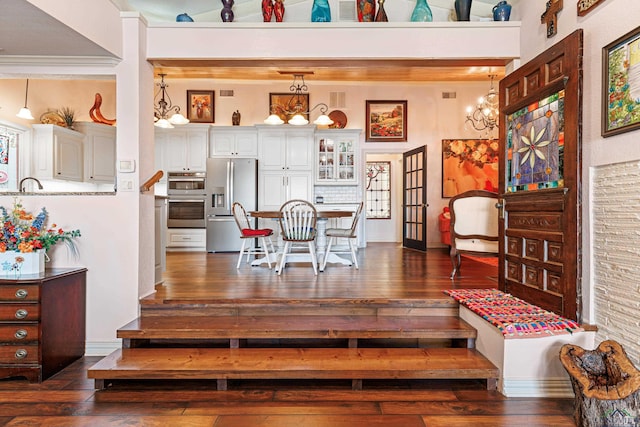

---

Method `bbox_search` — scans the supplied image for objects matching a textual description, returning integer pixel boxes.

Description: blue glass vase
[311,0,331,22]
[410,0,433,22]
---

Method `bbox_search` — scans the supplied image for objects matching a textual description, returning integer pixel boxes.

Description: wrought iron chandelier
[465,75,499,134]
[154,74,189,128]
[264,73,334,126]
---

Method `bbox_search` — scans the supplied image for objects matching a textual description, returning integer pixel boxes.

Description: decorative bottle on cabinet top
[410,0,433,22]
[454,0,472,21]
[357,0,376,22]
[492,1,511,21]
[374,0,388,22]
[311,0,331,22]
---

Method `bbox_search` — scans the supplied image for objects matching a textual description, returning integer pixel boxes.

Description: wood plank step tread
[88,347,498,380]
[117,315,477,340]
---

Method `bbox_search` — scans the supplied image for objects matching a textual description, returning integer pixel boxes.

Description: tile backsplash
[314,186,360,204]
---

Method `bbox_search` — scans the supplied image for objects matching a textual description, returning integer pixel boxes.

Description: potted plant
[0,199,81,276]
[58,106,76,129]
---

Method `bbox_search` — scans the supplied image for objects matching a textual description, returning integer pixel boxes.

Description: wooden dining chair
[232,202,275,269]
[321,201,363,270]
[277,199,318,275]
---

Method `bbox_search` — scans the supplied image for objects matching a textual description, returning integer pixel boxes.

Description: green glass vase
[410,0,433,22]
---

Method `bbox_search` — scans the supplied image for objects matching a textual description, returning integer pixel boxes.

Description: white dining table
[249,209,355,272]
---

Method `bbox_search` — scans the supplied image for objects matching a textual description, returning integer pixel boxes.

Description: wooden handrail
[140,170,163,193]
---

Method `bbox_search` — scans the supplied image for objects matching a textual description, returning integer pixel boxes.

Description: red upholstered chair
[232,202,275,269]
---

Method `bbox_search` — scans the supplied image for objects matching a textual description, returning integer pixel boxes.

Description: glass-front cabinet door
[315,129,361,185]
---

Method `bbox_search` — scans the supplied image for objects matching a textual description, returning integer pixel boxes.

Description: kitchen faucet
[19,177,44,193]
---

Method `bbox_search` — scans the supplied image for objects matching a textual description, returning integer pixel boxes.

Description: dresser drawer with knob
[0,325,39,343]
[0,268,86,382]
[0,345,39,364]
[0,304,40,321]
[0,285,39,301]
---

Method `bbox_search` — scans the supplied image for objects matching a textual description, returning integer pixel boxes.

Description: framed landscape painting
[187,90,215,123]
[365,100,407,142]
[442,139,499,197]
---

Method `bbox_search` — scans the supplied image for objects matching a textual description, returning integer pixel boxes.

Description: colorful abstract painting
[442,139,499,198]
[506,90,565,193]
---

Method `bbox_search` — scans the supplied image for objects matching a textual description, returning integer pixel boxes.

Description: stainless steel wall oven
[167,171,206,228]
[167,197,206,228]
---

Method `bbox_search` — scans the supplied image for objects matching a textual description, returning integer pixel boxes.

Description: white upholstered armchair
[448,190,499,279]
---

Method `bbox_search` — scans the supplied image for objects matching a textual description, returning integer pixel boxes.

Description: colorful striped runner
[444,288,583,339]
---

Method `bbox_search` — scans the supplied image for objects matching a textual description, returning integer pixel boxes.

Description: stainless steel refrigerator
[206,157,258,252]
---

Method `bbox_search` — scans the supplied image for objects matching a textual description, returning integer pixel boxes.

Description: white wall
[517,0,640,340]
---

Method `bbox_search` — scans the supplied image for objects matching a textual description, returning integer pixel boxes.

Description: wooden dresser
[0,268,87,382]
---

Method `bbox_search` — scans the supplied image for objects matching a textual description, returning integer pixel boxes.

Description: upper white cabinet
[257,125,314,171]
[74,122,116,183]
[315,129,360,185]
[257,125,315,210]
[156,124,209,173]
[31,124,84,182]
[209,126,258,157]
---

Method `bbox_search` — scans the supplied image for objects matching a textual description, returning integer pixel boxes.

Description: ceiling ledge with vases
[147,21,521,64]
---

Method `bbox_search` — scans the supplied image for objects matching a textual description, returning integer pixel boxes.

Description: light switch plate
[118,160,136,173]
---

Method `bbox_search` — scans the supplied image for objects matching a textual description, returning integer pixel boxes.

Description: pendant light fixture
[154,73,189,128]
[264,73,334,126]
[16,79,34,120]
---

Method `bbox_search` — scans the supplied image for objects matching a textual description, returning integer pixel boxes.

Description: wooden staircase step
[88,347,499,391]
[117,315,477,347]
[138,298,460,317]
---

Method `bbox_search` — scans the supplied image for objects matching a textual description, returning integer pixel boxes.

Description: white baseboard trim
[502,378,575,398]
[85,340,121,356]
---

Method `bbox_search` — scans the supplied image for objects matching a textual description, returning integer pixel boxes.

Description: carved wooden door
[498,30,583,321]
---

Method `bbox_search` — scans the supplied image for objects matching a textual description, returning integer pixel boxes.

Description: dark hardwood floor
[0,244,576,426]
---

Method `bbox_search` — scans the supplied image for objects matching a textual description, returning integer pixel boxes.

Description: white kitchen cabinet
[31,124,84,182]
[156,124,209,173]
[257,125,314,211]
[209,126,257,157]
[166,228,206,250]
[74,122,116,183]
[315,129,360,185]
[257,125,314,171]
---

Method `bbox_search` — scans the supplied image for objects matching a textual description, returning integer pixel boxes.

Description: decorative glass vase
[311,0,331,22]
[274,0,285,22]
[374,0,388,22]
[410,0,433,22]
[0,250,45,277]
[454,0,471,21]
[357,0,376,22]
[262,0,274,22]
[221,0,234,22]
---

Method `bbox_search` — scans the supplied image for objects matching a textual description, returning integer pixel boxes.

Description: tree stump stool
[560,340,640,427]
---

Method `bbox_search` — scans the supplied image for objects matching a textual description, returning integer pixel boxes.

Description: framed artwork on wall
[187,90,215,123]
[602,25,640,137]
[365,100,407,142]
[269,93,309,123]
[577,0,607,16]
[442,139,499,198]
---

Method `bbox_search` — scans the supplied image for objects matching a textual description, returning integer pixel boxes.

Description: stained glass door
[498,30,583,321]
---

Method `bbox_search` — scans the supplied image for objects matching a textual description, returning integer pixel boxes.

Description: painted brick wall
[592,161,640,365]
